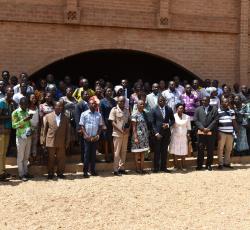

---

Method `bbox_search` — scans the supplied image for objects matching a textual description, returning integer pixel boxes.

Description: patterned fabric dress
[234,106,249,152]
[131,112,149,153]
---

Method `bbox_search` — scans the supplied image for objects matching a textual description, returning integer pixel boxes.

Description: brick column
[239,0,249,85]
[157,0,170,29]
[64,0,80,24]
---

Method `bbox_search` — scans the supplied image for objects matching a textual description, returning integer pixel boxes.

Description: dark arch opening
[30,49,201,86]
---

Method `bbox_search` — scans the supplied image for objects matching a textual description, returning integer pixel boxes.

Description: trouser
[113,134,129,172]
[197,134,216,168]
[80,135,85,163]
[247,128,250,154]
[83,140,98,174]
[217,132,234,166]
[47,147,66,176]
[0,130,11,175]
[30,128,38,156]
[154,135,169,171]
[190,121,197,152]
[16,136,32,177]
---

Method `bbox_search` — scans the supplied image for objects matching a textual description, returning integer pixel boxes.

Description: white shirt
[13,93,25,104]
[159,106,165,119]
[204,106,209,114]
[55,113,61,127]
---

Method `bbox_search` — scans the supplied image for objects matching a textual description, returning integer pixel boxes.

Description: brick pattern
[157,0,170,29]
[0,0,247,85]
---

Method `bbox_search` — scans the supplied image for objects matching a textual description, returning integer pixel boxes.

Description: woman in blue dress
[234,95,249,155]
[100,87,117,162]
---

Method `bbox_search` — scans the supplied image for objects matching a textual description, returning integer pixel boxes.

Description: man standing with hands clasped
[151,95,175,173]
[109,96,130,176]
[42,101,70,179]
[193,96,218,171]
[79,99,102,178]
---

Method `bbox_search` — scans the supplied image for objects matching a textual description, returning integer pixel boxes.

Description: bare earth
[1,167,250,230]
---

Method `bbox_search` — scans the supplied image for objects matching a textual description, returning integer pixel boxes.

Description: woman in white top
[28,94,40,163]
[169,103,191,171]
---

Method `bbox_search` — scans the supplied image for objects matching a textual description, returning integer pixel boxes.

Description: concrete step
[5,156,250,176]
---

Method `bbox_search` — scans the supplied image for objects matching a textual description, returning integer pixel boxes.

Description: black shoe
[118,170,127,175]
[91,172,99,176]
[162,169,171,173]
[206,166,213,171]
[152,169,159,173]
[196,167,203,171]
[218,165,224,170]
[25,173,34,179]
[223,164,234,169]
[113,171,122,176]
[47,174,54,180]
[3,172,11,178]
[19,176,28,182]
[57,174,66,179]
[83,173,90,178]
[0,174,9,182]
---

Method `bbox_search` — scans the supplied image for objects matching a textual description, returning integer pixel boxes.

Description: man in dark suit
[121,79,132,99]
[151,95,175,173]
[74,91,89,162]
[42,101,70,179]
[193,96,218,171]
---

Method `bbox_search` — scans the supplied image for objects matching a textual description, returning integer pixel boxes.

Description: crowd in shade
[0,70,250,181]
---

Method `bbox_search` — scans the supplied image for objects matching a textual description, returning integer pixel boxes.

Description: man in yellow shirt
[73,78,95,102]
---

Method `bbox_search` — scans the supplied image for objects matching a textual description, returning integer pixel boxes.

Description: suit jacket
[43,112,70,148]
[193,105,218,132]
[151,105,175,137]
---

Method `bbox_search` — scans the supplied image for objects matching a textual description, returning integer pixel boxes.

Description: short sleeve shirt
[109,106,130,137]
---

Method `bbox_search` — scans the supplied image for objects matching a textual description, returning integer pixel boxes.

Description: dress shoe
[0,173,9,182]
[57,174,66,179]
[206,166,213,171]
[19,176,28,182]
[162,169,171,173]
[118,170,127,175]
[83,173,90,178]
[113,171,122,176]
[3,172,11,178]
[223,164,234,169]
[218,165,224,170]
[25,173,34,179]
[196,167,203,171]
[91,172,99,176]
[47,174,54,180]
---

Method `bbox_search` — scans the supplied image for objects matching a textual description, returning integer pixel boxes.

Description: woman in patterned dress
[131,100,150,174]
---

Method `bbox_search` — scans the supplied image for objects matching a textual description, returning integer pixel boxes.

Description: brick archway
[30,49,202,85]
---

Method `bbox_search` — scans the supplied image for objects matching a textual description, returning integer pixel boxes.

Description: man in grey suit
[146,83,160,111]
[193,96,218,171]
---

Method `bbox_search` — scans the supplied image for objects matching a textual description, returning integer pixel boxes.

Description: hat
[114,85,123,94]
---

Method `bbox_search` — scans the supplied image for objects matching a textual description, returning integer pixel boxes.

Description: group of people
[0,70,250,181]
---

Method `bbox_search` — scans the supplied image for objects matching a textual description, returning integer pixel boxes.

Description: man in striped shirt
[217,97,238,169]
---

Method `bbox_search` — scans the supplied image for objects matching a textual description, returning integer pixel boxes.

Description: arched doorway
[30,49,201,86]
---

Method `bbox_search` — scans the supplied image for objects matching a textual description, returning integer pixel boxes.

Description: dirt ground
[0,167,250,230]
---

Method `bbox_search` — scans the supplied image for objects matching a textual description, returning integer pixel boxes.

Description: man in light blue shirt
[79,99,102,178]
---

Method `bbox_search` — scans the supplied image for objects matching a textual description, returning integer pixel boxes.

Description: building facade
[0,0,249,85]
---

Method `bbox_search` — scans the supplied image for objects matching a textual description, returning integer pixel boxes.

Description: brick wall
[0,0,248,85]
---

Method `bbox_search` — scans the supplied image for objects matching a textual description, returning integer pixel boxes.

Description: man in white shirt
[146,83,160,111]
[162,81,181,112]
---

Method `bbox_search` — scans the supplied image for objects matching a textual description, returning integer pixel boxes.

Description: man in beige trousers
[109,96,130,176]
